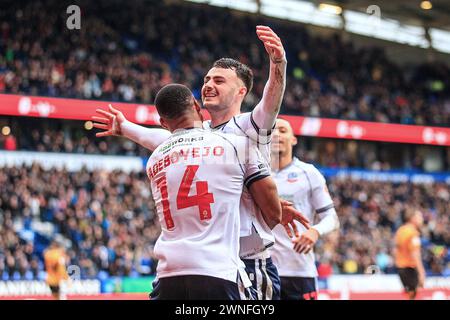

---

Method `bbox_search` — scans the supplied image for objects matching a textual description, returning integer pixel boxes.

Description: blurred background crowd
[0,164,448,280]
[0,165,160,280]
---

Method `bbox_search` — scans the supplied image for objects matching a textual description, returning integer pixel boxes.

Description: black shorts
[280,277,317,300]
[150,275,241,300]
[49,285,60,294]
[398,267,419,293]
[242,257,281,300]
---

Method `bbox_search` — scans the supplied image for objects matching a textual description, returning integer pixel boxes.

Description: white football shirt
[270,157,335,277]
[147,128,270,282]
[203,111,276,259]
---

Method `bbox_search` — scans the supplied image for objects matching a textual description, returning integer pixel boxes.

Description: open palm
[92,104,126,137]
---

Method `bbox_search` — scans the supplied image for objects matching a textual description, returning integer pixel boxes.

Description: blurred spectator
[317,259,333,279]
[4,134,16,151]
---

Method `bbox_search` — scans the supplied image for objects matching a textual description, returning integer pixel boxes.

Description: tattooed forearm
[275,65,284,85]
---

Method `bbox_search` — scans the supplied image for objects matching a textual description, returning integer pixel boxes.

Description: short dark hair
[212,58,253,95]
[403,208,420,223]
[155,84,194,119]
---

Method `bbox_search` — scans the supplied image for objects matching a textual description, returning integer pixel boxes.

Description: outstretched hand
[92,104,126,137]
[256,25,286,64]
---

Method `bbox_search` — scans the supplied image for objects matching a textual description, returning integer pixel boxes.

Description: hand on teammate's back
[92,104,126,137]
[279,199,310,238]
[256,25,286,64]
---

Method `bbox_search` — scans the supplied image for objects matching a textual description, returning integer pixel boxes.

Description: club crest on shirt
[287,172,299,183]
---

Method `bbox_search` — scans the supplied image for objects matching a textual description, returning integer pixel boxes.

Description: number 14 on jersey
[155,165,215,230]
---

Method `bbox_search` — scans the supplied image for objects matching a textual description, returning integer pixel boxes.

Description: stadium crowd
[0,0,449,126]
[0,164,160,280]
[317,179,449,277]
[0,164,448,280]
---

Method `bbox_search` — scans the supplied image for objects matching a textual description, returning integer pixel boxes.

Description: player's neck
[271,153,293,171]
[167,116,203,132]
[209,105,240,127]
[406,222,418,230]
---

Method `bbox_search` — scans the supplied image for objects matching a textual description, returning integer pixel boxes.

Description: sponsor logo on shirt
[287,172,299,183]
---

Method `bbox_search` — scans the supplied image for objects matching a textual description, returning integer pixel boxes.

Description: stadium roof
[332,0,450,30]
[186,0,450,54]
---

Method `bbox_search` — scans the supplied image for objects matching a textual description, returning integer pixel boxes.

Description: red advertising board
[279,115,450,146]
[0,94,161,124]
[0,94,449,146]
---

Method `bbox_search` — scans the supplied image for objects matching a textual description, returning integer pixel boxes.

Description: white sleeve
[251,106,277,135]
[309,167,339,236]
[233,113,274,145]
[235,137,271,188]
[251,58,287,131]
[121,120,171,151]
[313,208,339,236]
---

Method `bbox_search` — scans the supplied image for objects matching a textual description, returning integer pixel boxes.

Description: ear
[194,99,204,122]
[193,99,201,112]
[291,135,298,146]
[160,117,169,130]
[238,86,247,98]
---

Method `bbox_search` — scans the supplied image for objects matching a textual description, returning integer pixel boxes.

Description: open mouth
[203,90,217,98]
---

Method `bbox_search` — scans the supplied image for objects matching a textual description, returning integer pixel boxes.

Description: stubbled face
[271,119,297,155]
[202,67,245,112]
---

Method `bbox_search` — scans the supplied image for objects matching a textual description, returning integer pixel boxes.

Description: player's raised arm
[252,25,287,131]
[92,104,171,151]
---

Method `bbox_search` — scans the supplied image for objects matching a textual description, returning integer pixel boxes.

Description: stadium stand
[0,163,448,280]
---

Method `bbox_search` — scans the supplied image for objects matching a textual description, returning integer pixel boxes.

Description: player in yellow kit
[44,239,69,300]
